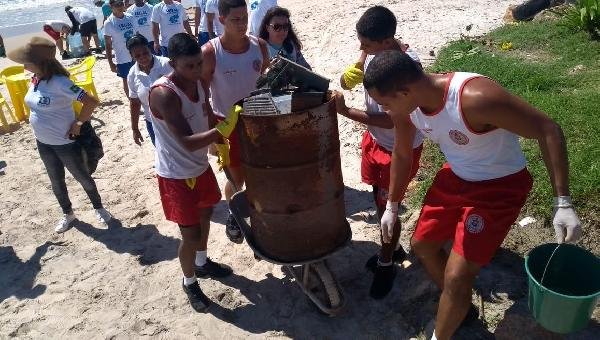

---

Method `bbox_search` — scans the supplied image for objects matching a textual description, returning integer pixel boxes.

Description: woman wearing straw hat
[7,37,113,233]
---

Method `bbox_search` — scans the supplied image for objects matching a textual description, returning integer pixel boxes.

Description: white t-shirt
[25,76,85,145]
[45,20,71,32]
[126,3,154,42]
[151,1,188,46]
[195,0,208,32]
[248,0,276,36]
[205,0,223,35]
[104,13,135,64]
[127,56,173,120]
[70,7,96,24]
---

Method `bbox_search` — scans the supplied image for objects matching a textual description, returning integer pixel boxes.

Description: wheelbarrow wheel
[313,261,342,309]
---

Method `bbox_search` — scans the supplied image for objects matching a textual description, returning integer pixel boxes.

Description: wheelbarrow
[229,190,350,316]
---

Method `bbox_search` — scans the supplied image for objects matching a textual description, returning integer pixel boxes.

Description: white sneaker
[95,208,113,224]
[55,213,76,233]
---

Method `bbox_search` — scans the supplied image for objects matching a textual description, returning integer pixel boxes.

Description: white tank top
[410,72,526,181]
[364,51,424,151]
[210,36,263,118]
[150,76,210,179]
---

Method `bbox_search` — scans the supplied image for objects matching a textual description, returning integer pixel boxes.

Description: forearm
[130,100,141,131]
[207,14,215,34]
[105,43,114,65]
[180,128,221,151]
[538,121,570,196]
[183,21,193,36]
[388,149,413,202]
[78,102,97,122]
[339,107,394,129]
[152,24,160,43]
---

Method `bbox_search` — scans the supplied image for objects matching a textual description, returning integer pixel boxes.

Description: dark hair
[258,6,302,53]
[126,33,149,51]
[64,5,73,12]
[218,0,246,17]
[364,50,424,95]
[168,33,201,60]
[356,6,396,42]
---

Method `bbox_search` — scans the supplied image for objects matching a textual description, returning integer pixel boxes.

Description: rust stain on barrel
[239,95,350,262]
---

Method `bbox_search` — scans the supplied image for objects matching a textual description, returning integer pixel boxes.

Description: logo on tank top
[448,129,469,145]
[465,214,485,234]
[252,59,262,72]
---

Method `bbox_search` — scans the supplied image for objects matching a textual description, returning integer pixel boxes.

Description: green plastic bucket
[525,243,600,334]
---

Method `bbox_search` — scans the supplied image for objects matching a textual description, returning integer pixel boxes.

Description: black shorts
[79,20,98,37]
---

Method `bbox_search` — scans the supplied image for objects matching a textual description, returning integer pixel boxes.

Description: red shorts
[157,167,222,226]
[43,25,61,41]
[361,131,422,207]
[216,116,241,168]
[413,163,533,265]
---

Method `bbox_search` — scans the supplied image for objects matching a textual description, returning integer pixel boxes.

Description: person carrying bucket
[362,50,583,340]
[336,5,424,300]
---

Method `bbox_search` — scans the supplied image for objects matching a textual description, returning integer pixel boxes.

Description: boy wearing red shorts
[149,33,239,313]
[364,50,582,339]
[201,0,269,243]
[337,6,424,299]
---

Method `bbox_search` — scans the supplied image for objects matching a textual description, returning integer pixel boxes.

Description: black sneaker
[225,214,244,244]
[460,303,480,326]
[369,264,397,299]
[61,51,72,60]
[182,281,211,312]
[365,247,407,273]
[195,258,232,278]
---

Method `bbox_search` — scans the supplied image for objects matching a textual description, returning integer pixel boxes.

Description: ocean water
[0,0,103,38]
[0,0,196,39]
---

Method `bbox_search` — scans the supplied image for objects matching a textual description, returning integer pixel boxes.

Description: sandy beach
[1,0,598,338]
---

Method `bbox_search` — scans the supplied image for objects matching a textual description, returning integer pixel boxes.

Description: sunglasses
[268,23,290,32]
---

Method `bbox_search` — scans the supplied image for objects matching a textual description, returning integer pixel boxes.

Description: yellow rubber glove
[216,105,242,138]
[215,141,230,171]
[342,63,364,89]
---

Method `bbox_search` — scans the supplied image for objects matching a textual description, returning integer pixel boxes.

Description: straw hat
[7,37,56,64]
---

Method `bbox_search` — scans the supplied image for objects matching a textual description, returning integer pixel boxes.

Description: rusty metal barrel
[238,95,350,263]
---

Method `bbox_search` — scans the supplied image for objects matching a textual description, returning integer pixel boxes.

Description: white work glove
[380,201,399,243]
[552,196,582,244]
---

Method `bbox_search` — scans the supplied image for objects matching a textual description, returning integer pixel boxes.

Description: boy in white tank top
[200,0,269,244]
[363,50,583,339]
[148,33,240,313]
[336,5,425,301]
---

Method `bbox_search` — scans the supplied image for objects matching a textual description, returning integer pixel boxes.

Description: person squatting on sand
[104,0,136,96]
[7,37,113,233]
[126,33,173,146]
[200,0,270,244]
[148,33,239,312]
[258,6,310,69]
[336,6,424,300]
[64,5,102,55]
[363,50,583,340]
[42,20,73,60]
